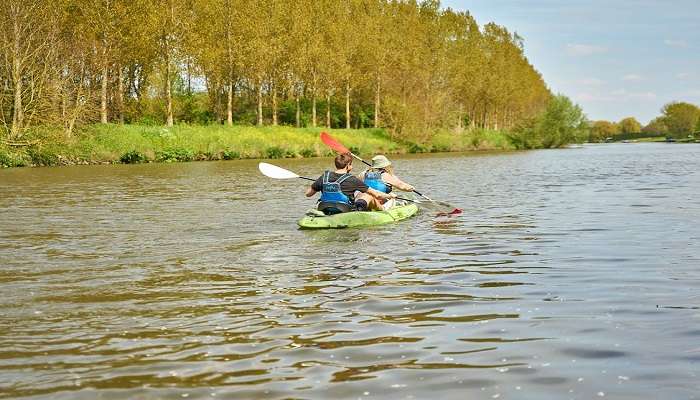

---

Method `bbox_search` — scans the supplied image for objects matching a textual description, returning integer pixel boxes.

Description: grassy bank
[0,124,516,168]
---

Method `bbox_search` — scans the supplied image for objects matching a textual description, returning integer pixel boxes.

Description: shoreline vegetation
[0,124,521,168]
[1,0,566,169]
[2,1,697,169]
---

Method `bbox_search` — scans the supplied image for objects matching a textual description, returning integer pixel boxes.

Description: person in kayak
[305,153,395,214]
[359,155,414,209]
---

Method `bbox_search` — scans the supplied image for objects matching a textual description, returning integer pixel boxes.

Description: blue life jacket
[364,170,392,193]
[319,171,353,206]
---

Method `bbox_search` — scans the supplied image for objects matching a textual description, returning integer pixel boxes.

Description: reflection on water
[1,143,699,399]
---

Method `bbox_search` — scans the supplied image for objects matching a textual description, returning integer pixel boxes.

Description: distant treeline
[1,0,555,144]
[590,101,700,142]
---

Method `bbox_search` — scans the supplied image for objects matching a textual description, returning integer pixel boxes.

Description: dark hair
[334,153,353,169]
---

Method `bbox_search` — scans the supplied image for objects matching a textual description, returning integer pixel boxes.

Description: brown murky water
[1,143,699,399]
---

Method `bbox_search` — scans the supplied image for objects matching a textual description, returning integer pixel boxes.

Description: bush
[120,150,148,164]
[299,148,316,158]
[26,148,59,166]
[0,150,14,167]
[407,142,427,153]
[156,148,195,162]
[511,94,588,149]
[266,146,285,159]
[222,150,240,160]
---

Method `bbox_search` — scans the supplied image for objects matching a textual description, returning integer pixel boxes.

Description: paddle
[319,131,462,215]
[258,162,315,182]
[258,162,418,204]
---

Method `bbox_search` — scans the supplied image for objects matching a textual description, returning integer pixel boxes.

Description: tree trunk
[257,81,263,126]
[186,58,192,95]
[326,91,331,128]
[345,81,351,129]
[117,66,124,124]
[11,17,23,138]
[312,92,317,128]
[101,61,108,123]
[295,94,301,128]
[272,84,278,126]
[226,78,233,126]
[374,76,380,128]
[166,60,173,127]
[311,73,317,127]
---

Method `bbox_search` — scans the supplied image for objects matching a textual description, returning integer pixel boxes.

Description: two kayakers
[305,153,395,215]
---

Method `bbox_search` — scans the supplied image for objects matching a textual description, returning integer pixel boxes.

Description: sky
[441,0,700,124]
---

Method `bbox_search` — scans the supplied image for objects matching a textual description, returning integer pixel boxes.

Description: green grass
[0,124,517,168]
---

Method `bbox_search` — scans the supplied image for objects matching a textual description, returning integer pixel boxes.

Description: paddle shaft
[302,175,414,203]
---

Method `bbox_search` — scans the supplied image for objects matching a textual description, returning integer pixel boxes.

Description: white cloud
[676,72,690,80]
[622,74,643,82]
[577,78,605,86]
[565,43,608,56]
[575,89,656,103]
[664,39,688,48]
[628,92,657,100]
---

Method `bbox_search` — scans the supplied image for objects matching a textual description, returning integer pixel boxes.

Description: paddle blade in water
[258,162,300,179]
[436,208,462,217]
[320,132,350,154]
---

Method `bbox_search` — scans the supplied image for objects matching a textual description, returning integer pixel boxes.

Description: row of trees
[589,102,700,142]
[1,0,552,143]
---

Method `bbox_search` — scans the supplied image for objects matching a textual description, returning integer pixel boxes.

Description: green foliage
[26,147,59,166]
[2,0,553,145]
[120,150,148,164]
[618,117,642,134]
[156,148,195,162]
[299,148,316,158]
[661,102,700,138]
[221,150,240,160]
[642,117,669,136]
[407,143,428,154]
[265,146,285,159]
[0,148,27,167]
[589,120,619,142]
[510,95,588,149]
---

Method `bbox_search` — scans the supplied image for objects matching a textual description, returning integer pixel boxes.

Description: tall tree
[661,102,700,138]
[618,117,641,134]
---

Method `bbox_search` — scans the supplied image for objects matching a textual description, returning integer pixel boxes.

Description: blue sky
[441,0,700,124]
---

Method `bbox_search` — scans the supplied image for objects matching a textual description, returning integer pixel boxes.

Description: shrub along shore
[0,124,519,168]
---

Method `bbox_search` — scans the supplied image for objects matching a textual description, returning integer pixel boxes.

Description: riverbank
[0,124,517,168]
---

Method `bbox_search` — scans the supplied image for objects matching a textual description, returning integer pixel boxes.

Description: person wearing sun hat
[359,155,415,210]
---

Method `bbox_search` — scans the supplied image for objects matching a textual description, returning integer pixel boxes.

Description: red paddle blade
[436,208,462,217]
[320,132,350,154]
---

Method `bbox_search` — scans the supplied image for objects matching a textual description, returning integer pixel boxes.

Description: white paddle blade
[258,162,300,179]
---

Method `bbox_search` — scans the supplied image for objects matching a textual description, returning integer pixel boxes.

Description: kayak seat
[318,201,351,215]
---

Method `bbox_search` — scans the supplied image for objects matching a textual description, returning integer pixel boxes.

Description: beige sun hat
[371,155,392,169]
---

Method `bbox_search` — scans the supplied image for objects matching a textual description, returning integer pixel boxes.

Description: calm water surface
[0,143,699,399]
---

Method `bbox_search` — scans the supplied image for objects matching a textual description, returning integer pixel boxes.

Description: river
[0,143,698,399]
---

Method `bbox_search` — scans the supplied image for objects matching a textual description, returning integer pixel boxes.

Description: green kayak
[298,203,419,229]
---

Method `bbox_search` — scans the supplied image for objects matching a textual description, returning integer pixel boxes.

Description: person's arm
[383,173,414,192]
[306,176,322,197]
[368,188,396,200]
[350,176,394,200]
